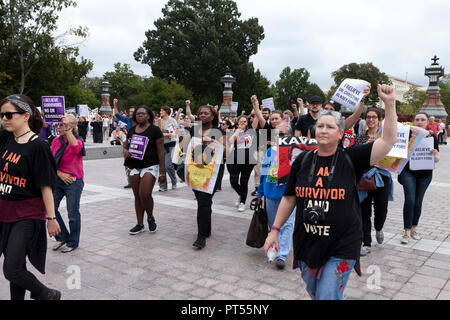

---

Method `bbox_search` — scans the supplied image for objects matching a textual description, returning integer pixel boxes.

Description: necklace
[14,130,31,140]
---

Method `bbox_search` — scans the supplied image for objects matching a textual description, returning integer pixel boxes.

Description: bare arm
[185,100,195,122]
[251,95,266,128]
[156,137,166,184]
[41,186,60,238]
[370,84,398,165]
[297,98,305,116]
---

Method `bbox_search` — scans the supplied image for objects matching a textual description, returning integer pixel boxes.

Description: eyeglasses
[366,116,378,120]
[0,111,24,120]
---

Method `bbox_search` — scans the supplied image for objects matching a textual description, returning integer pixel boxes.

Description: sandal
[52,241,66,251]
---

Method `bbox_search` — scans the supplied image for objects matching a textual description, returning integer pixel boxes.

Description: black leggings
[360,175,390,247]
[194,164,224,238]
[227,164,255,205]
[2,220,48,300]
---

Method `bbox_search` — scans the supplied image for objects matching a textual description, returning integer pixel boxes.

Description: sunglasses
[0,111,24,120]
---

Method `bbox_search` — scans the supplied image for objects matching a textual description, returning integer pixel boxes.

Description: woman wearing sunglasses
[264,85,397,300]
[50,115,86,253]
[0,95,61,300]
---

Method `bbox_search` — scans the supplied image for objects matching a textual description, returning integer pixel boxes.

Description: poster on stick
[409,137,435,171]
[42,96,65,123]
[277,136,318,184]
[331,79,370,111]
[185,137,224,194]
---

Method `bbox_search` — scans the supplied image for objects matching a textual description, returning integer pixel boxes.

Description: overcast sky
[57,0,450,89]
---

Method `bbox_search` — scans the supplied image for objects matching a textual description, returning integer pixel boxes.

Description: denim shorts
[129,165,159,179]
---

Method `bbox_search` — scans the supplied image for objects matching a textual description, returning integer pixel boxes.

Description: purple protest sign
[129,135,149,160]
[41,96,65,124]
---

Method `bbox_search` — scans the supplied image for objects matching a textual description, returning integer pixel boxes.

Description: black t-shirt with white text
[0,130,57,201]
[283,143,374,269]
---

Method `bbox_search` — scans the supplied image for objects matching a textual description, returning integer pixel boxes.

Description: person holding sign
[398,112,440,244]
[264,84,398,300]
[158,106,179,192]
[123,106,165,235]
[0,95,61,300]
[186,106,225,249]
[355,107,394,256]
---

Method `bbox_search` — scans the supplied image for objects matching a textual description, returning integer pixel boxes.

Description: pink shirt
[51,137,84,181]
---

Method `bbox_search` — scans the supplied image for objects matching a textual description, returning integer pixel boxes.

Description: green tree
[103,63,146,106]
[404,86,427,113]
[0,0,87,94]
[439,75,450,121]
[274,67,325,109]
[134,0,265,103]
[331,62,391,105]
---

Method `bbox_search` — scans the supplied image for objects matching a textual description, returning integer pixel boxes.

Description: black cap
[309,96,323,104]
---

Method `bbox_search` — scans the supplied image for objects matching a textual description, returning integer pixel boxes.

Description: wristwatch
[46,217,57,221]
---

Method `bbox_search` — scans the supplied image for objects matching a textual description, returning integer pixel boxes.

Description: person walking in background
[90,115,103,144]
[398,112,440,244]
[0,94,61,300]
[158,106,179,192]
[123,106,166,235]
[356,107,393,256]
[77,116,89,142]
[51,115,86,253]
[226,115,256,212]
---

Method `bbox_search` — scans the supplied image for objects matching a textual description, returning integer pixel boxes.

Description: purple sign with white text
[42,96,65,124]
[129,135,149,160]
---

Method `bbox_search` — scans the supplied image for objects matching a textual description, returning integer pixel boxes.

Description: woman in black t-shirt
[186,105,225,249]
[226,115,256,212]
[398,112,440,244]
[264,85,398,300]
[0,94,61,300]
[123,106,165,235]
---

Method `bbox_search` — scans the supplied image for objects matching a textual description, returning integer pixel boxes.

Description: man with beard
[294,96,323,138]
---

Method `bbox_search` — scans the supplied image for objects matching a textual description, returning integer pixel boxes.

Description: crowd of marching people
[0,83,445,300]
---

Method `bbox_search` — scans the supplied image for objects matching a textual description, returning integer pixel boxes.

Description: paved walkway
[1,145,449,300]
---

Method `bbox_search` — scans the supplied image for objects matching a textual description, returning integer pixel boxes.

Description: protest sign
[185,137,224,194]
[331,79,370,111]
[262,97,275,111]
[231,102,239,113]
[386,123,410,159]
[409,137,435,171]
[277,136,318,184]
[375,125,427,174]
[42,96,65,123]
[78,104,89,117]
[129,135,149,161]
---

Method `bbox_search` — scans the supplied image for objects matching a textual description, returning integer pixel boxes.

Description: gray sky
[57,0,450,89]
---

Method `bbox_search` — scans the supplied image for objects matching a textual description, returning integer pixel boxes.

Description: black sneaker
[34,288,61,300]
[148,217,157,233]
[193,236,206,249]
[275,259,285,270]
[123,184,131,189]
[129,224,145,235]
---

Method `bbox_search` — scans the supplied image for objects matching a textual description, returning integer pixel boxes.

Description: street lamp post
[219,72,236,117]
[99,80,113,115]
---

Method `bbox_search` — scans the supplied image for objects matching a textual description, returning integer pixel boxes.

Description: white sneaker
[238,203,245,212]
[235,196,241,207]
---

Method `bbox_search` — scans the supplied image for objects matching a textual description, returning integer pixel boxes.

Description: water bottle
[267,245,279,263]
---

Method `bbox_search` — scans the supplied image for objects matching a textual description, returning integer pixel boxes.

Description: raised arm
[370,84,397,165]
[251,95,266,128]
[344,84,371,131]
[185,100,196,122]
[297,98,305,116]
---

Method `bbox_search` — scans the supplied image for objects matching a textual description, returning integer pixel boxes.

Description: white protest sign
[331,79,370,111]
[386,123,410,159]
[78,104,89,117]
[409,137,435,170]
[262,97,275,111]
[231,102,239,112]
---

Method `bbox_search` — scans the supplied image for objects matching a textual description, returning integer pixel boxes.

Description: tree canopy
[134,0,265,105]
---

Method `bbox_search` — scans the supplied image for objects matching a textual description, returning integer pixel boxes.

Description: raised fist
[377,84,395,104]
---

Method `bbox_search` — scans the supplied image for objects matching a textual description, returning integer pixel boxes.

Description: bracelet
[46,217,57,221]
[271,225,281,232]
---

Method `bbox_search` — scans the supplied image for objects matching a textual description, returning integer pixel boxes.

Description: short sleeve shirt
[124,125,163,169]
[283,143,374,269]
[295,113,317,137]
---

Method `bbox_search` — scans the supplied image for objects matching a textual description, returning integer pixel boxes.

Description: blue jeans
[265,197,295,261]
[298,257,356,300]
[398,169,432,230]
[160,145,177,189]
[54,178,83,249]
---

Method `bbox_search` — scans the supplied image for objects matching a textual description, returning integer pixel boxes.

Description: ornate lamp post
[219,72,236,117]
[420,55,447,120]
[99,80,113,115]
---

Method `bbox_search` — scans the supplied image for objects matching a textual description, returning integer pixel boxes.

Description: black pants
[193,164,224,239]
[227,164,255,205]
[2,220,48,300]
[360,175,390,247]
